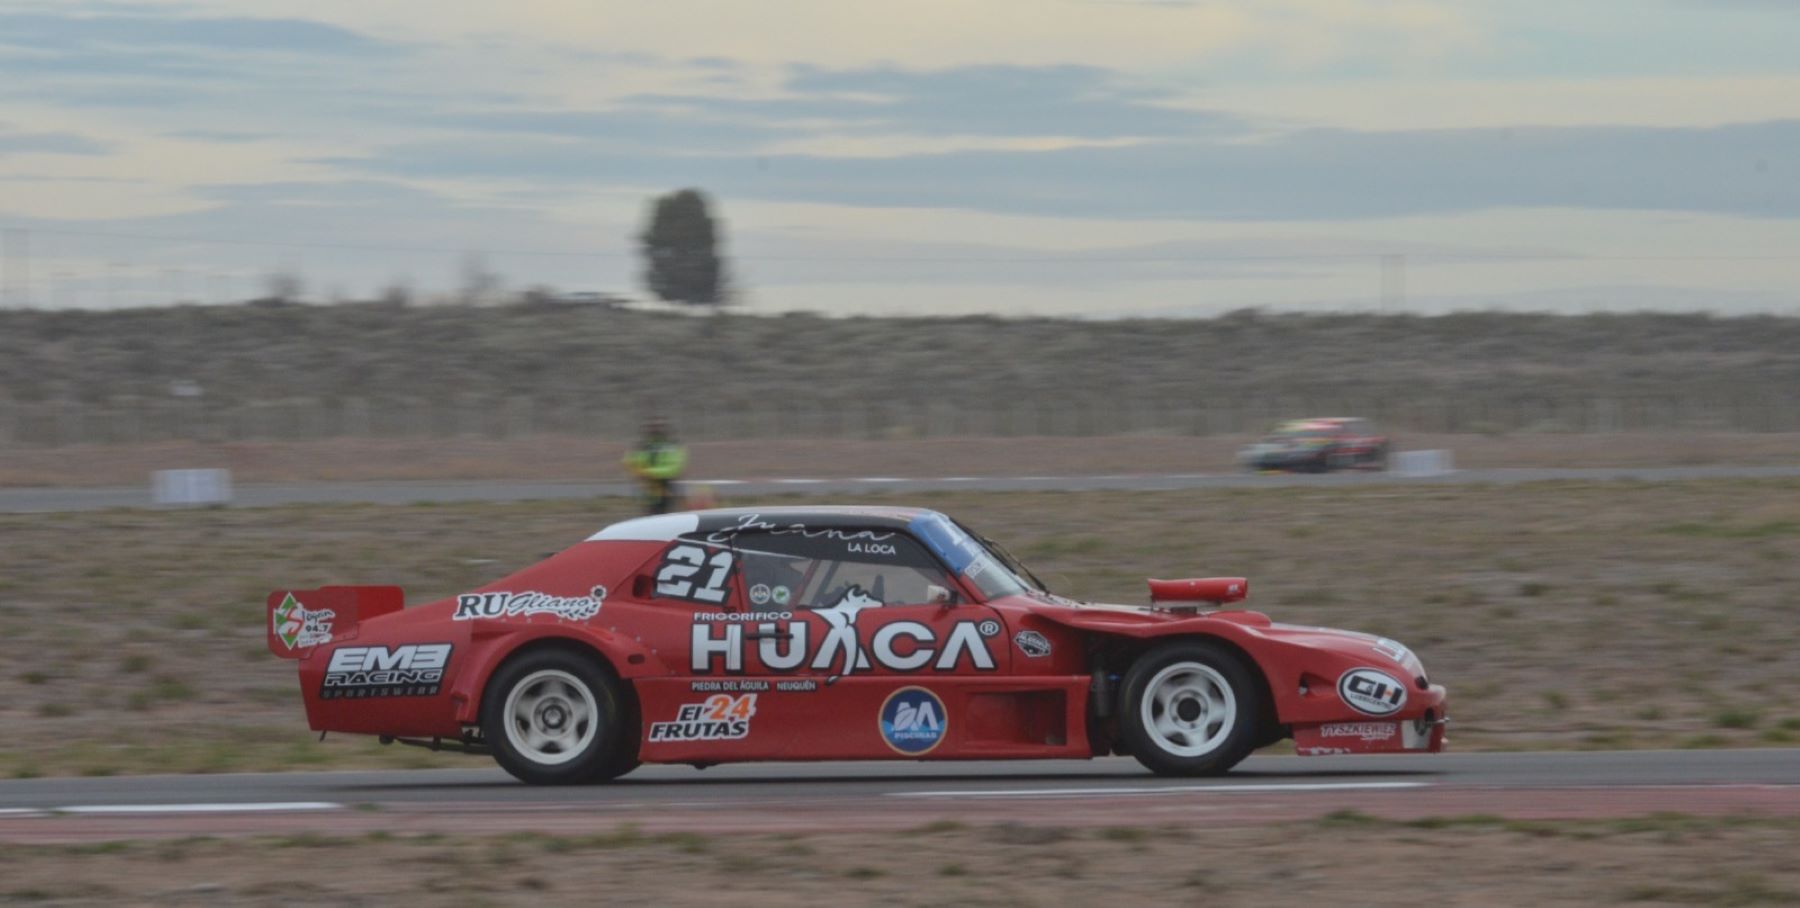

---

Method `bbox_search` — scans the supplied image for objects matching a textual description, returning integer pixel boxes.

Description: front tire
[1366,444,1389,471]
[1119,640,1264,776]
[482,648,633,785]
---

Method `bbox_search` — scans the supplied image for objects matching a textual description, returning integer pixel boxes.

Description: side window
[650,535,737,605]
[732,530,954,611]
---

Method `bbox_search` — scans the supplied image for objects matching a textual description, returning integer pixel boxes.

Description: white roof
[585,512,700,542]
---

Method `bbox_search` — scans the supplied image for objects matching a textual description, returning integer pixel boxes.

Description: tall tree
[638,188,729,307]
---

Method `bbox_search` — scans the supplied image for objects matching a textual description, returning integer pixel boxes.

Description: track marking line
[50,802,344,815]
[890,781,1429,799]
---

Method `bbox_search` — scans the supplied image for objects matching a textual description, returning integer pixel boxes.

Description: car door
[697,526,1010,759]
[617,530,782,760]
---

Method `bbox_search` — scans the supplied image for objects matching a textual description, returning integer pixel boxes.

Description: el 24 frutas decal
[649,694,758,742]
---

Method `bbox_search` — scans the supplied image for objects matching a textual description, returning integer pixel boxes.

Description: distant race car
[268,506,1446,784]
[1239,417,1389,473]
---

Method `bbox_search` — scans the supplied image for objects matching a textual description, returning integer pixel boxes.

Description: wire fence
[2,391,1795,448]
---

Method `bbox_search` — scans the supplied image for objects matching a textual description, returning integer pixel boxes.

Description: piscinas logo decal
[879,686,947,755]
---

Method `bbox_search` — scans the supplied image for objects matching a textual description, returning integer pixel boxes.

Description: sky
[1,0,1799,316]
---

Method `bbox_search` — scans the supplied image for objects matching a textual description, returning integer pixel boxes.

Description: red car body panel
[269,507,1447,765]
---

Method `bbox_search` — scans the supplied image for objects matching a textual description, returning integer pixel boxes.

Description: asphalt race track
[5,464,1800,513]
[3,750,1798,842]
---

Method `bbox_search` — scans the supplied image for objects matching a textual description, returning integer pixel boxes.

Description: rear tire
[482,647,633,785]
[1119,640,1264,776]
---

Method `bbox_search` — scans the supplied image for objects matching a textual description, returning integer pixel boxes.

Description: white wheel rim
[1140,661,1237,757]
[502,669,599,766]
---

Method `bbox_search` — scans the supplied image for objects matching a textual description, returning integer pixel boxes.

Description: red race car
[268,507,1447,784]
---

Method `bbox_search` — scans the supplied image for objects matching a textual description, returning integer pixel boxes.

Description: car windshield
[1268,426,1333,442]
[907,512,1043,599]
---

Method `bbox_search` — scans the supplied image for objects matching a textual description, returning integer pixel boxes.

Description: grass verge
[1,479,1797,775]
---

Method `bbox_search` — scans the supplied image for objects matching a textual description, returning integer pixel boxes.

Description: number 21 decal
[655,543,735,603]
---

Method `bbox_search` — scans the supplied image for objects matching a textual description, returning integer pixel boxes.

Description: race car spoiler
[1147,577,1248,608]
[266,585,404,658]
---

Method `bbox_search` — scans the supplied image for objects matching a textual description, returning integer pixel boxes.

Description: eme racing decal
[453,587,606,622]
[691,597,1000,675]
[319,643,452,700]
[648,693,757,742]
[272,592,334,649]
[880,687,947,755]
[1337,667,1408,717]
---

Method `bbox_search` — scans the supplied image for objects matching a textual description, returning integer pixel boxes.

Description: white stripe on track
[51,802,344,815]
[890,781,1428,799]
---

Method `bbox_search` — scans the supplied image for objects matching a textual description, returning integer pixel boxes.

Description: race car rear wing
[1147,577,1248,608]
[266,586,404,658]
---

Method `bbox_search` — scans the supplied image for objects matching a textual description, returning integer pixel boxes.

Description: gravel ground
[1,814,1796,906]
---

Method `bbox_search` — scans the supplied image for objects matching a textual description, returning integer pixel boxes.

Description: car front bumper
[1291,684,1449,756]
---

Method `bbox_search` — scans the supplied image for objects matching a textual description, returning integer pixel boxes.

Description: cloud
[326,118,1800,222]
[433,109,789,151]
[0,126,111,156]
[0,5,403,111]
[431,63,1247,159]
[1,177,629,306]
[187,179,458,209]
[0,9,388,56]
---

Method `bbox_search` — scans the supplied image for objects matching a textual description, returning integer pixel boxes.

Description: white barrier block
[152,469,233,507]
[1389,449,1454,478]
